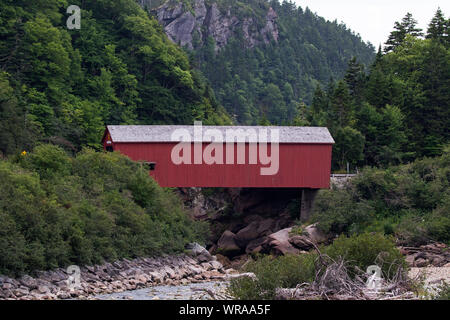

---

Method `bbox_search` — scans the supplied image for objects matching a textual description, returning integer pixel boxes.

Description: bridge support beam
[300,188,318,222]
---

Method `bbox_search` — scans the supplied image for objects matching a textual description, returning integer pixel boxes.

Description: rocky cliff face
[146,0,279,50]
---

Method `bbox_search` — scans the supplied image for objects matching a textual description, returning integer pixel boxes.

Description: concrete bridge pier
[300,188,319,222]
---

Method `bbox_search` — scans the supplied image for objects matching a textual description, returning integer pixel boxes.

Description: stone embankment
[0,244,236,300]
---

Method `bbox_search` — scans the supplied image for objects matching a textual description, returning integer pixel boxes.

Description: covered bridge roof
[106,125,335,144]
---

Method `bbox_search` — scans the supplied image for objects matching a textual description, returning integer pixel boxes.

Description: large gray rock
[234,218,275,249]
[304,224,328,244]
[186,242,213,262]
[19,275,37,290]
[245,237,267,254]
[13,287,30,297]
[288,235,313,250]
[2,283,13,290]
[264,228,300,256]
[235,221,260,248]
[217,230,242,257]
[257,218,275,235]
[210,260,223,271]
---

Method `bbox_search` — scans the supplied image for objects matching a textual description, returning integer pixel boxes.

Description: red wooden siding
[110,142,332,189]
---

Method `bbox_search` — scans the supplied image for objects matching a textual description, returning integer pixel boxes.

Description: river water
[93,281,231,300]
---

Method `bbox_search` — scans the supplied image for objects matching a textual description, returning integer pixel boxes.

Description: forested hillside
[304,10,450,170]
[0,0,231,157]
[148,0,376,124]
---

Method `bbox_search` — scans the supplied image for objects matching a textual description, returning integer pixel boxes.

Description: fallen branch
[225,272,257,281]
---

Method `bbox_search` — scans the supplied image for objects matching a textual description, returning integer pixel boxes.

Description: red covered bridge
[102,125,334,220]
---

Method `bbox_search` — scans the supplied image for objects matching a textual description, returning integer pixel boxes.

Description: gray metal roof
[106,125,335,144]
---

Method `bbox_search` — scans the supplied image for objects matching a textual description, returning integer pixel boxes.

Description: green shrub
[22,144,72,180]
[324,233,406,280]
[311,188,374,235]
[0,145,208,276]
[228,254,317,300]
[311,150,450,245]
[229,233,405,300]
[395,215,430,246]
[425,196,450,244]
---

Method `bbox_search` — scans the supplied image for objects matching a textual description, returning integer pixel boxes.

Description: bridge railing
[330,174,357,178]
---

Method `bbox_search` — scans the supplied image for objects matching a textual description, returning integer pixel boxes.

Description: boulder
[217,230,242,257]
[13,288,29,297]
[235,222,260,248]
[186,265,203,276]
[245,237,267,254]
[2,283,13,290]
[264,228,300,256]
[136,275,149,286]
[19,275,37,290]
[288,235,313,250]
[57,291,70,299]
[162,266,177,279]
[200,262,213,271]
[197,250,213,263]
[431,255,446,267]
[257,218,275,235]
[37,285,50,294]
[405,255,415,267]
[186,243,213,262]
[415,258,428,268]
[303,224,328,244]
[148,271,164,284]
[210,260,223,271]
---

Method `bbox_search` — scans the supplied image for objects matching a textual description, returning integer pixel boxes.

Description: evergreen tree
[311,85,327,116]
[426,8,449,47]
[332,126,365,171]
[385,13,423,52]
[331,80,353,128]
[344,57,366,105]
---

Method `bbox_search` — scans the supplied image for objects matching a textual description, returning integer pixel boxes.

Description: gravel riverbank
[409,267,450,295]
[0,244,237,300]
[92,281,231,300]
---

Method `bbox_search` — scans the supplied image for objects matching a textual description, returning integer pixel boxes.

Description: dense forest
[303,10,450,171]
[0,0,231,157]
[186,0,376,124]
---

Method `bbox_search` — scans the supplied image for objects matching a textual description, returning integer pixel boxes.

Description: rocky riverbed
[0,244,237,300]
[92,281,230,300]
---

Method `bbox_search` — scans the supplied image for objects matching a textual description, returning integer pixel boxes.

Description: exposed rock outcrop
[179,187,304,262]
[147,0,279,50]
